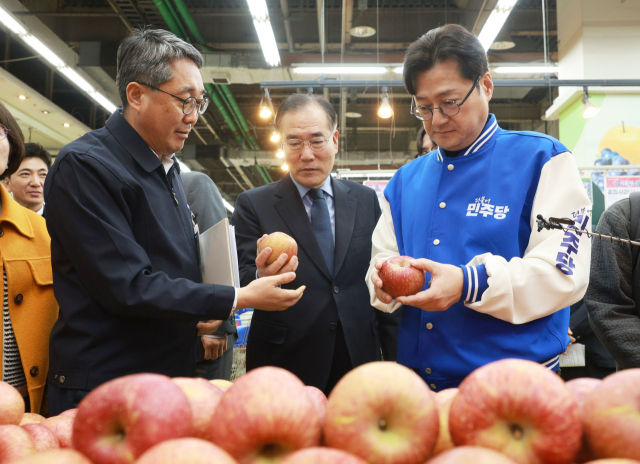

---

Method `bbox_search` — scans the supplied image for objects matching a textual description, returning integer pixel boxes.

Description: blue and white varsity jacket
[366,114,592,391]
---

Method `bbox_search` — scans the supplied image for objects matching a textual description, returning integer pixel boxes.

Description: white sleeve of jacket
[463,151,592,324]
[366,196,403,313]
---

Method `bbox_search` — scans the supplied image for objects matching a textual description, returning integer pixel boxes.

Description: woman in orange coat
[0,102,58,414]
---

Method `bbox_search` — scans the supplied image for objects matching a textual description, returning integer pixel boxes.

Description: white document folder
[199,217,240,288]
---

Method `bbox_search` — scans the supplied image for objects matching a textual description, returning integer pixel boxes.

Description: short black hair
[275,93,337,134]
[0,101,25,179]
[24,143,52,169]
[403,24,489,95]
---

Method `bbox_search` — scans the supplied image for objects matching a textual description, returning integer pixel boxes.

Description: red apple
[566,378,602,463]
[59,408,78,419]
[324,362,439,464]
[433,388,458,455]
[19,414,45,425]
[449,359,582,464]
[209,379,233,392]
[210,367,322,463]
[0,381,25,426]
[258,232,298,265]
[583,460,640,464]
[0,424,36,463]
[22,424,59,452]
[41,416,74,449]
[135,438,238,464]
[280,447,369,464]
[172,377,224,441]
[566,378,602,407]
[427,446,518,464]
[72,373,194,464]
[379,256,425,298]
[11,449,92,464]
[305,386,327,425]
[583,369,640,460]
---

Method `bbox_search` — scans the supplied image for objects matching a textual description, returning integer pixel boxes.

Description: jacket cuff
[459,264,489,303]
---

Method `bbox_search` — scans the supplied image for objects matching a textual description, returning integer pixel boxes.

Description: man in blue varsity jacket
[366,24,592,392]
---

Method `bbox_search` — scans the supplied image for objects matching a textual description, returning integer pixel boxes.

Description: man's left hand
[202,336,228,360]
[197,320,224,336]
[396,259,463,312]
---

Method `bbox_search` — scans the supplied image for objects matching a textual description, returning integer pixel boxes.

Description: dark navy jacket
[44,110,235,391]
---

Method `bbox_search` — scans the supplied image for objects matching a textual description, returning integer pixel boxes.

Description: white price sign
[605,176,640,209]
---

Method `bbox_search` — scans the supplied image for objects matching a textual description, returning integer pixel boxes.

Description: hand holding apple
[256,232,299,277]
[395,259,463,312]
[378,256,426,299]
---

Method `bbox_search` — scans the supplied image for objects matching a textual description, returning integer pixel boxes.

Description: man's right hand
[237,272,305,311]
[256,234,299,278]
[371,259,394,305]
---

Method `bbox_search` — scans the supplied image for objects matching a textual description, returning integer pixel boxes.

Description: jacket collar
[435,114,499,162]
[0,184,35,238]
[105,110,163,173]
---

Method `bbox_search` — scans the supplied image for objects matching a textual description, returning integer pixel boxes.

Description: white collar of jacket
[435,114,499,162]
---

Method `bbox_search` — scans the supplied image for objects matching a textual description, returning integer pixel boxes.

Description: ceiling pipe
[280,0,295,53]
[162,0,260,149]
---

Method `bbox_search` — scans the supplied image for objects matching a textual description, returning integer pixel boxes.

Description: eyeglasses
[410,75,482,121]
[0,124,9,141]
[284,137,330,152]
[137,82,210,115]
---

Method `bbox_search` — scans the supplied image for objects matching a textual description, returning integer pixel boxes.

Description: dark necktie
[308,188,334,276]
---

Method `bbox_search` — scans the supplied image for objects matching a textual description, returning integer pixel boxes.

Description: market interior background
[0,0,638,212]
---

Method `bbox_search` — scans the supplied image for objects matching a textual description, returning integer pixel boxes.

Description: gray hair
[116,27,203,111]
[275,93,338,134]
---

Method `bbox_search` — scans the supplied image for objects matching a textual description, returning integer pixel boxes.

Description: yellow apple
[599,124,640,164]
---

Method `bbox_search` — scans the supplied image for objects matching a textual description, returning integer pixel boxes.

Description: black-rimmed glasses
[410,75,482,121]
[0,124,9,141]
[137,82,210,115]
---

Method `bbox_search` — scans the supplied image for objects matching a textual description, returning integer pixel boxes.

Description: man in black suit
[232,94,400,394]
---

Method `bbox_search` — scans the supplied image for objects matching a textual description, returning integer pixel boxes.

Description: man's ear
[126,82,145,113]
[481,72,494,102]
[2,177,11,192]
[332,129,339,151]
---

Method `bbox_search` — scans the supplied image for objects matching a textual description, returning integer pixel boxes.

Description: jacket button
[433,239,440,246]
[59,376,66,384]
[425,368,432,374]
[330,323,337,331]
[447,164,454,171]
[29,366,39,377]
[333,286,339,294]
[14,294,23,304]
[439,202,446,209]
[430,383,437,390]
[426,323,433,330]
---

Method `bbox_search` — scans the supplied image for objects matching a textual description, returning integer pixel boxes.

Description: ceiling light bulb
[276,150,284,158]
[260,106,272,119]
[349,26,376,37]
[281,163,289,171]
[42,110,50,114]
[18,95,26,100]
[270,131,280,142]
[63,123,70,127]
[378,97,393,119]
[582,98,600,119]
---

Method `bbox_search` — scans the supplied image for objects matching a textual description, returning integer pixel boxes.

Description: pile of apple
[2,359,640,464]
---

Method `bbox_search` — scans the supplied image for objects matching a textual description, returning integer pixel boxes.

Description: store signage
[605,176,640,208]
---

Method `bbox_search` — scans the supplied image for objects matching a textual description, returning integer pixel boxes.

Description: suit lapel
[274,175,332,281]
[332,178,357,278]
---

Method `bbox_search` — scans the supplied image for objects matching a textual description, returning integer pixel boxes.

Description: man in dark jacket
[586,197,640,369]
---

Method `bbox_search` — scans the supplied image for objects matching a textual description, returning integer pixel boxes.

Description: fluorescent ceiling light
[494,66,559,74]
[477,0,519,51]
[246,0,281,67]
[394,67,403,74]
[0,4,117,114]
[293,66,387,75]
[222,198,235,213]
